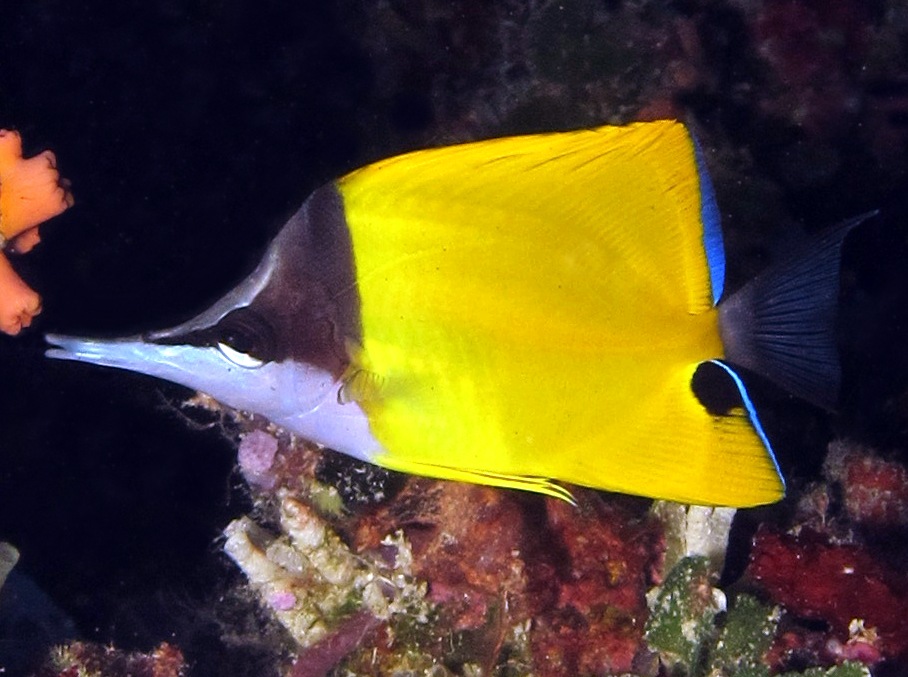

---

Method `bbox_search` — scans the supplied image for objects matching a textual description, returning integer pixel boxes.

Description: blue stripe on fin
[709,359,785,491]
[692,135,725,305]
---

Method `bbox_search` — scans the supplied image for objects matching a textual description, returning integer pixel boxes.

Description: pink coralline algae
[747,528,908,666]
[237,429,280,489]
[267,589,298,611]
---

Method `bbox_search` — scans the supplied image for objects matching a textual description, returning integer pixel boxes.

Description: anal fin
[372,454,577,504]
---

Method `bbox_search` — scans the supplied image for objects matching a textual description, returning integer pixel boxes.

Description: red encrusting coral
[824,441,908,530]
[748,442,908,672]
[528,493,663,676]
[350,481,663,675]
[354,479,534,635]
[747,528,908,666]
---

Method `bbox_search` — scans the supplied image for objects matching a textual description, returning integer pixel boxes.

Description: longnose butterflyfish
[46,120,870,507]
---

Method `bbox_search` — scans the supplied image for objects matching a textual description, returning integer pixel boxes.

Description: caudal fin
[718,212,876,410]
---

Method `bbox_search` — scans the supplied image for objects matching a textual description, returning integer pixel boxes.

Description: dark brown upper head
[146,184,360,378]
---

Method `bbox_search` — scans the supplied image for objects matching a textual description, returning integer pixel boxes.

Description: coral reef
[652,503,738,575]
[526,493,662,676]
[222,428,667,675]
[222,490,430,658]
[46,388,907,675]
[645,555,873,677]
[747,530,902,667]
[645,556,726,673]
[707,593,778,677]
[217,436,908,675]
[237,429,282,491]
[32,641,185,677]
[0,129,72,335]
[346,0,703,145]
[744,441,908,671]
[823,440,908,530]
[748,0,872,138]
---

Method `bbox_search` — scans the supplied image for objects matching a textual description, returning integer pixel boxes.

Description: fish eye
[217,342,265,368]
[215,307,277,364]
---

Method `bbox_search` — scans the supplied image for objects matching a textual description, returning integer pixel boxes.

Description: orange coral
[0,253,41,334]
[0,129,73,335]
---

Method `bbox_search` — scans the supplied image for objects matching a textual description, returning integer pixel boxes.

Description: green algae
[707,594,778,677]
[645,556,872,677]
[645,556,723,675]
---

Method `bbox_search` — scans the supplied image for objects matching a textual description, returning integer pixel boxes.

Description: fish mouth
[45,332,247,403]
[44,333,208,382]
[45,333,144,367]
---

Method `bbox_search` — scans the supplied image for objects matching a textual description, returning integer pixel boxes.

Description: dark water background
[0,2,907,675]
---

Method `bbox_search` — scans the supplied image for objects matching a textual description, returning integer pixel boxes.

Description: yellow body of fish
[337,120,784,506]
